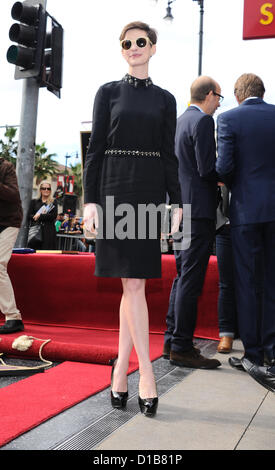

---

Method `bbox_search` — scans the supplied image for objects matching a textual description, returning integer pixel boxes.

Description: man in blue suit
[164,76,222,369]
[216,73,275,392]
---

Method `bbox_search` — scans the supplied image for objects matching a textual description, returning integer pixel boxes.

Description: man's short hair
[234,73,265,102]
[190,77,218,103]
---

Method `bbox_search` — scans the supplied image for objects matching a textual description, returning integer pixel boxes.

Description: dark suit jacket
[175,106,217,220]
[216,98,275,226]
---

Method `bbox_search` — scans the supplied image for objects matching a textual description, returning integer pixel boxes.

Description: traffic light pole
[15,77,40,247]
[12,0,47,247]
[7,0,64,247]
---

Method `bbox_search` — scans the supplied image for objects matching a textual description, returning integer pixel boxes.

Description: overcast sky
[1,0,275,166]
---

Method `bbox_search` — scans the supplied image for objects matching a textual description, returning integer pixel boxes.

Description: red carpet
[0,324,120,365]
[0,336,163,448]
[6,253,219,341]
[0,325,168,365]
[2,254,219,364]
[0,362,109,447]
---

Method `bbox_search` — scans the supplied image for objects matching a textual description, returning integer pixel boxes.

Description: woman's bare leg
[111,294,133,393]
[120,278,157,399]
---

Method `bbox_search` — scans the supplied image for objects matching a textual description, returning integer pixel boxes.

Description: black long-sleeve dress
[83,74,182,278]
[27,198,58,249]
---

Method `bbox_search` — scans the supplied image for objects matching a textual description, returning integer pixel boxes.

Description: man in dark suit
[216,73,275,392]
[164,76,222,369]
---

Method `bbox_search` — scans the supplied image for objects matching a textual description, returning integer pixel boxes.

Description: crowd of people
[55,213,83,234]
[55,213,95,252]
[0,20,274,421]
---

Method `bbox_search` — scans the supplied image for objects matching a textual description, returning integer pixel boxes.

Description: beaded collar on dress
[123,74,153,88]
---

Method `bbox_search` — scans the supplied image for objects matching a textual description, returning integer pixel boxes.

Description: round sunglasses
[120,37,152,50]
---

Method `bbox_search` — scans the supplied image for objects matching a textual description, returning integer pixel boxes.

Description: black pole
[64,154,70,194]
[198,0,204,76]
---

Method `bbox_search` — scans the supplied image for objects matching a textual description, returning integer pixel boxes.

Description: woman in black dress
[83,21,182,417]
[28,181,58,250]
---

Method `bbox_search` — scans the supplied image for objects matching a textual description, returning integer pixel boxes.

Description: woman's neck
[41,197,48,203]
[128,64,149,80]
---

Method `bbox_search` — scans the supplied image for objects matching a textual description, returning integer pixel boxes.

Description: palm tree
[69,162,83,211]
[34,142,59,184]
[0,126,18,165]
[69,162,83,198]
[0,128,60,187]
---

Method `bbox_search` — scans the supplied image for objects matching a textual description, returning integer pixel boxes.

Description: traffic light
[40,17,64,98]
[7,1,46,79]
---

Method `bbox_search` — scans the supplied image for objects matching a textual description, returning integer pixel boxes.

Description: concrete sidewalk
[95,340,275,451]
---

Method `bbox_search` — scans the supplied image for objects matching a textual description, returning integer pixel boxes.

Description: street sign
[243,0,275,39]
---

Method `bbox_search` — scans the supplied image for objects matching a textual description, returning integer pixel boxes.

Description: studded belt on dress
[104,149,160,158]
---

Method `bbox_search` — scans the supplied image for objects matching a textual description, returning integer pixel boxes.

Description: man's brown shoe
[217,336,233,354]
[162,342,201,360]
[170,347,221,369]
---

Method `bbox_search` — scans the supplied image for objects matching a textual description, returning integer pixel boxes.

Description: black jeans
[216,224,238,337]
[164,218,215,353]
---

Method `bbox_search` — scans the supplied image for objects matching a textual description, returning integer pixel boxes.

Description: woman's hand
[170,207,183,235]
[33,212,41,221]
[83,203,99,235]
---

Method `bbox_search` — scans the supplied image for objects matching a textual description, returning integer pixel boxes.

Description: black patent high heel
[138,371,158,417]
[110,358,128,409]
[138,396,158,417]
